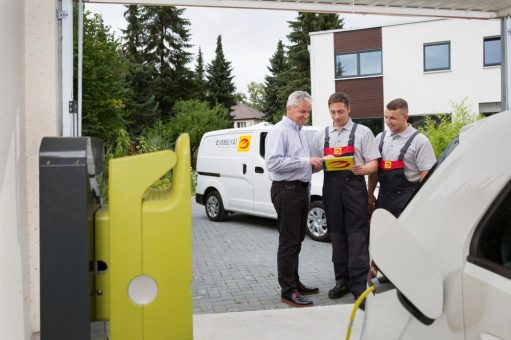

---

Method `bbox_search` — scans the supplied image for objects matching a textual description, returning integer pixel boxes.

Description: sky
[86,3,416,95]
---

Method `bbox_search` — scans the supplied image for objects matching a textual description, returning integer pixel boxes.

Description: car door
[220,132,254,213]
[249,131,275,218]
[463,180,511,340]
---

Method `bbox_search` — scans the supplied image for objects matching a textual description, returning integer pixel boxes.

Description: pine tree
[122,5,159,136]
[284,13,343,94]
[143,6,194,117]
[206,35,237,110]
[192,47,208,98]
[263,40,289,123]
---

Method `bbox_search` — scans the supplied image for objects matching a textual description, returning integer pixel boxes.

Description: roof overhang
[86,0,511,19]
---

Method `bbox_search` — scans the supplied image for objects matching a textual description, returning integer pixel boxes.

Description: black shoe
[281,291,314,307]
[353,294,366,311]
[328,284,349,299]
[297,281,319,295]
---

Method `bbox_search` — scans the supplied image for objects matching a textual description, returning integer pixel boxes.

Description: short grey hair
[287,91,312,108]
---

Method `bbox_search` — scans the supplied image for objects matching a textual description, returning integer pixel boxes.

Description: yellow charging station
[95,133,192,340]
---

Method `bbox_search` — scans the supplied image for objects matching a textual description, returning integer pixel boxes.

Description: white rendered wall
[0,0,59,338]
[382,19,501,116]
[0,1,30,339]
[310,32,336,127]
[24,0,60,334]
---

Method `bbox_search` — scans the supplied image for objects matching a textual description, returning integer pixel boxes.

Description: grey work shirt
[265,116,312,182]
[375,124,436,183]
[311,118,380,165]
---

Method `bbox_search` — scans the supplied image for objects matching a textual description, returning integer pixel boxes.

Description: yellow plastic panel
[142,134,192,339]
[108,135,192,340]
[95,207,110,320]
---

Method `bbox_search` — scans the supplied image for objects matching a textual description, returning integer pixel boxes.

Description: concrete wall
[310,31,336,127]
[382,19,501,115]
[0,0,59,338]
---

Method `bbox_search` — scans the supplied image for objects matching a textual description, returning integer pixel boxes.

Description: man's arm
[368,172,378,199]
[419,170,429,182]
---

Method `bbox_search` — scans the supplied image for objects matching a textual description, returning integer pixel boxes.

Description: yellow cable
[345,285,375,340]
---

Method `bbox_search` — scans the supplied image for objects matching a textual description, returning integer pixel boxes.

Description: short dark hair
[386,98,408,113]
[328,92,350,107]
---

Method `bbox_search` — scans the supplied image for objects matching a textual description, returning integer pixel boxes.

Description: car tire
[205,190,227,222]
[306,200,330,242]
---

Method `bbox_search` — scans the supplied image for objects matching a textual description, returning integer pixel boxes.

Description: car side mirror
[370,209,444,321]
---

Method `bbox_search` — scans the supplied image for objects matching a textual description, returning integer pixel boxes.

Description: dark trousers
[271,181,309,295]
[323,173,369,295]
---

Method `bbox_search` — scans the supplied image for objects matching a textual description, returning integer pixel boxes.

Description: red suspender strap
[323,145,355,157]
[379,160,405,170]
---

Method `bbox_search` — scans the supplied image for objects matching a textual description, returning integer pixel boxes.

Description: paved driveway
[192,199,354,314]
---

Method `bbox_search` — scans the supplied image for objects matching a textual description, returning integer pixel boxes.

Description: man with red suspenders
[367,98,436,282]
[368,98,436,218]
[311,92,379,309]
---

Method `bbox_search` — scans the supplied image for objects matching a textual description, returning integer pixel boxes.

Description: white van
[195,122,329,241]
[362,110,511,339]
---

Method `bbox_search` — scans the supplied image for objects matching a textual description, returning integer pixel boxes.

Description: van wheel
[306,201,330,242]
[205,191,227,222]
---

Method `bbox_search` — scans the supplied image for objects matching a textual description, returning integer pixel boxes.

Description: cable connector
[370,276,395,294]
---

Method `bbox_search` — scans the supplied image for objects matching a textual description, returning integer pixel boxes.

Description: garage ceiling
[87,0,511,19]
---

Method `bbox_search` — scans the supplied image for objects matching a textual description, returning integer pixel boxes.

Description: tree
[143,6,194,117]
[284,13,343,94]
[122,5,159,136]
[74,8,129,144]
[246,82,265,112]
[263,40,289,123]
[192,47,208,98]
[170,99,231,155]
[206,35,237,110]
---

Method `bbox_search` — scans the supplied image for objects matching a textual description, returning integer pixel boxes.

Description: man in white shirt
[265,91,323,307]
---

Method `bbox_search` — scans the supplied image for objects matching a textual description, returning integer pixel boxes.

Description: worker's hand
[351,164,367,176]
[309,157,323,172]
[367,261,379,286]
[368,194,376,216]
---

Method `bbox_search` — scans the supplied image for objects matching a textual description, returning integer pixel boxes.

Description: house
[230,103,266,128]
[310,19,502,131]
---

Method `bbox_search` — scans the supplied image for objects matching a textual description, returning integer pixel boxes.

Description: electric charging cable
[345,276,395,340]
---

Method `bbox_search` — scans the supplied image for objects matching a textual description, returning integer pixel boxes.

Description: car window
[260,132,267,158]
[469,180,511,279]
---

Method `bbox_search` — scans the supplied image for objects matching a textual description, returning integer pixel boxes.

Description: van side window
[260,132,267,158]
[469,181,511,279]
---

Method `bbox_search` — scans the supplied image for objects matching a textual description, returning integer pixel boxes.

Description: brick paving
[192,200,354,314]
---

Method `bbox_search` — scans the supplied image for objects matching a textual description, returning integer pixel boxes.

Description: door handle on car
[255,166,264,174]
[243,164,247,174]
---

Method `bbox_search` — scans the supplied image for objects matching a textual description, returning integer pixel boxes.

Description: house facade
[310,19,502,130]
[230,103,266,128]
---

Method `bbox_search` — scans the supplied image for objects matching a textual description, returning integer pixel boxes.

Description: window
[335,50,382,78]
[424,42,450,72]
[484,37,501,66]
[469,180,511,279]
[236,121,246,128]
[352,118,383,136]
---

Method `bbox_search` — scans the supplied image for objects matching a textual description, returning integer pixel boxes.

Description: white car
[362,110,511,339]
